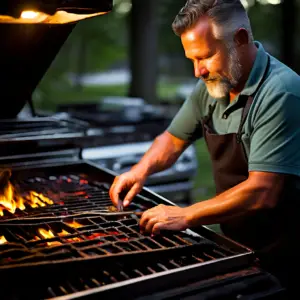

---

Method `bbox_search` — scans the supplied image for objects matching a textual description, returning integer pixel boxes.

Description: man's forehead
[181,16,216,46]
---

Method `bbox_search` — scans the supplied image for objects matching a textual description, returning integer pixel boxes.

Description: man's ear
[234,28,249,46]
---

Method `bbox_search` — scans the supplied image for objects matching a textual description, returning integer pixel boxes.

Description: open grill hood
[0,0,113,24]
[0,0,113,118]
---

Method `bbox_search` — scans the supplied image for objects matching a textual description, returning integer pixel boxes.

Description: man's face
[181,17,242,98]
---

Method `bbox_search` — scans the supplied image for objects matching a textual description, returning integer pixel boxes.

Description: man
[110,0,300,293]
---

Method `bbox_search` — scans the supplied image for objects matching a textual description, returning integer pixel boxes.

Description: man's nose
[194,62,209,78]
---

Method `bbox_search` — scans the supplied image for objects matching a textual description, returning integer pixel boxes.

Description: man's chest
[210,104,244,135]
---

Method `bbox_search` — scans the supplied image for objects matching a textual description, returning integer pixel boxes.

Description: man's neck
[229,44,258,102]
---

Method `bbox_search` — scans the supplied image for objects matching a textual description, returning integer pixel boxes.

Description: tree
[128,0,159,103]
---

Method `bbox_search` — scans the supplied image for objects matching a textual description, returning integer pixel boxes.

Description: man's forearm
[185,172,284,227]
[132,132,189,177]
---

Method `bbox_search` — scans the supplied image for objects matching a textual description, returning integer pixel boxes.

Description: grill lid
[0,0,113,24]
[0,0,113,118]
[0,23,75,118]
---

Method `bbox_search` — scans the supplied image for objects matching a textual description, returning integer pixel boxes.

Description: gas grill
[0,144,286,298]
[0,1,286,299]
[0,163,285,299]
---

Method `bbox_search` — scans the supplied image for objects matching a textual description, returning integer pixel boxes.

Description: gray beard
[206,47,242,99]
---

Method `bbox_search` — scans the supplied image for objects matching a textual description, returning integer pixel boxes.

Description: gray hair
[172,0,254,46]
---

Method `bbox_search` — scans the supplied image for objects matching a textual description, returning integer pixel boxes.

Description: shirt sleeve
[167,80,205,142]
[249,92,300,176]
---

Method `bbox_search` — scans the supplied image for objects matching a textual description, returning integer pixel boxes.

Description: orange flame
[36,228,83,245]
[57,229,71,236]
[65,220,83,228]
[37,228,61,246]
[58,229,83,242]
[0,235,7,244]
[0,181,53,216]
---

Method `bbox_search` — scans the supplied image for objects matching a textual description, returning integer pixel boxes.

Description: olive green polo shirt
[168,42,300,178]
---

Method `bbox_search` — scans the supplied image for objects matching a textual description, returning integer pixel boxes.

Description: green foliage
[158,0,187,54]
[34,83,181,112]
[34,0,300,108]
[247,3,282,58]
[193,139,215,201]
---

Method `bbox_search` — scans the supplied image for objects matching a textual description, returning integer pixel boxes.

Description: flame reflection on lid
[0,10,109,24]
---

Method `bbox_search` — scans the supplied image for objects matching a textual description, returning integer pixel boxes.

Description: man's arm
[185,171,285,226]
[109,131,190,207]
[139,171,286,234]
[131,131,190,178]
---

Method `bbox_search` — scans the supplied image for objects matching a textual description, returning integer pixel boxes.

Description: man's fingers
[144,217,158,234]
[117,199,124,211]
[139,210,152,229]
[152,223,165,235]
[109,177,123,206]
[123,183,142,207]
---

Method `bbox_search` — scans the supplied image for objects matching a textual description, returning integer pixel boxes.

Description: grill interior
[0,173,152,219]
[0,163,254,300]
[0,172,234,266]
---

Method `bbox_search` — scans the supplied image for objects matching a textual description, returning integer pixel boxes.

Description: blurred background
[31,0,299,215]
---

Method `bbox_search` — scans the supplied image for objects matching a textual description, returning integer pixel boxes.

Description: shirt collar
[240,41,269,97]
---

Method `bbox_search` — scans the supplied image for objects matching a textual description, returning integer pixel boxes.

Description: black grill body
[0,162,285,299]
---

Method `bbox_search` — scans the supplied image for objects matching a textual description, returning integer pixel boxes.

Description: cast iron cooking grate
[0,173,149,219]
[0,167,255,300]
[0,213,234,266]
[0,172,235,267]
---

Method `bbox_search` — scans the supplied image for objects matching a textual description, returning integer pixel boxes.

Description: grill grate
[0,172,235,268]
[0,214,233,266]
[0,166,256,300]
[0,174,152,220]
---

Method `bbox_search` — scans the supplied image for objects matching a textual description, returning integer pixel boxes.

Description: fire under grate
[0,213,235,266]
[0,173,152,219]
[0,167,255,299]
[0,172,237,268]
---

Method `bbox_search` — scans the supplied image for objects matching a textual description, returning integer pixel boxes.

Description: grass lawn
[192,139,221,233]
[33,82,181,111]
[193,139,215,201]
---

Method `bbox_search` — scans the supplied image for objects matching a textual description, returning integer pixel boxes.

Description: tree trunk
[128,0,158,103]
[281,0,296,71]
[75,30,87,91]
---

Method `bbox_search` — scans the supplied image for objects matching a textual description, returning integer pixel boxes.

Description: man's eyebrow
[186,50,214,59]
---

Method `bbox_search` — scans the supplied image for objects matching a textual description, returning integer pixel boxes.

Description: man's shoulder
[263,55,300,98]
[252,55,300,114]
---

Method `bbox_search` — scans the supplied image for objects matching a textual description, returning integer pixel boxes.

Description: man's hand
[139,204,190,235]
[109,170,147,209]
[109,131,189,210]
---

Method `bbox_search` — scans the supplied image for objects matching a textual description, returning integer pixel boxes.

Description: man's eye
[196,55,211,61]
